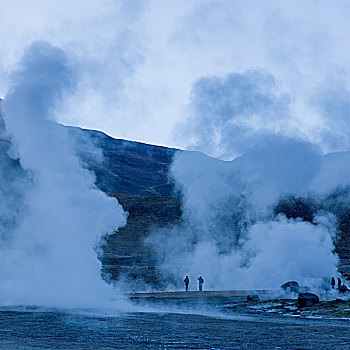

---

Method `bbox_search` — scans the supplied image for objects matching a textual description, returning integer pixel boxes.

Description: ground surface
[130,289,350,319]
[0,307,350,349]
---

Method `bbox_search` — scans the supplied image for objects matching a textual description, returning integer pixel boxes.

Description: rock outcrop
[298,292,320,307]
[281,281,300,293]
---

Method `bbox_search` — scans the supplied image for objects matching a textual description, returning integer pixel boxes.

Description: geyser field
[4,1,350,348]
[0,42,350,348]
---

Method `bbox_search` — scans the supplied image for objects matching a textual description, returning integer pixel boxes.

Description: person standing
[338,277,342,290]
[184,276,189,291]
[198,276,204,291]
[331,277,335,289]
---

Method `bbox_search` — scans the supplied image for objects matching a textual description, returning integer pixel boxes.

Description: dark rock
[298,292,320,307]
[281,281,300,293]
[339,285,350,293]
[247,294,260,302]
[274,197,316,223]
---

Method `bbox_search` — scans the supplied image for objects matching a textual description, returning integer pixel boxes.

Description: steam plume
[146,69,345,291]
[0,42,126,307]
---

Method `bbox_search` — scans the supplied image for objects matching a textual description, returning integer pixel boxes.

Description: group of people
[184,275,204,291]
[331,277,342,290]
[331,276,349,292]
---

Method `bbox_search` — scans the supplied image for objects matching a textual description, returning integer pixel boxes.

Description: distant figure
[331,277,335,289]
[184,276,189,291]
[338,277,342,290]
[198,276,204,291]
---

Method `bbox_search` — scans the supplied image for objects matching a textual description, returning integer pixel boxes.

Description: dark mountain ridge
[67,127,179,197]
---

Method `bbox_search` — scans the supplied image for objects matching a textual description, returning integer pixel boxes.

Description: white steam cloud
[0,42,126,307]
[147,146,341,290]
[2,1,350,150]
[178,70,292,159]
[146,67,350,290]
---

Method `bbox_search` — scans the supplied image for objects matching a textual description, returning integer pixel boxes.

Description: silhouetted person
[198,276,204,291]
[184,276,189,291]
[338,277,342,290]
[331,277,335,289]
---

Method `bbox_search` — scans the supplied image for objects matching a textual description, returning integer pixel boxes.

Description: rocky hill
[69,127,178,197]
[100,194,182,289]
[70,128,350,286]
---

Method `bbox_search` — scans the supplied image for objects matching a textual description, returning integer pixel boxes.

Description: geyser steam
[0,42,126,306]
[147,71,344,291]
[148,147,340,291]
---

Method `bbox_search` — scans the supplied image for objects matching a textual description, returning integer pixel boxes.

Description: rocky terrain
[69,127,178,197]
[224,298,350,319]
[100,194,181,288]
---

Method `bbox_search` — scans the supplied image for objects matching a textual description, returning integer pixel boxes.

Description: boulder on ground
[338,285,350,293]
[247,294,260,302]
[298,292,319,307]
[281,281,300,293]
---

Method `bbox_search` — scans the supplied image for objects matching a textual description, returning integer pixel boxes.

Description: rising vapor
[146,68,350,291]
[0,42,126,307]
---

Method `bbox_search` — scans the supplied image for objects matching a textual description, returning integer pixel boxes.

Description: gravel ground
[0,308,350,349]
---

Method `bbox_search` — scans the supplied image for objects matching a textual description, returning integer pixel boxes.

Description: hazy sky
[2,0,350,156]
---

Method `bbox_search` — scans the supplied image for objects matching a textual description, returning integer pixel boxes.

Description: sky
[2,0,350,158]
